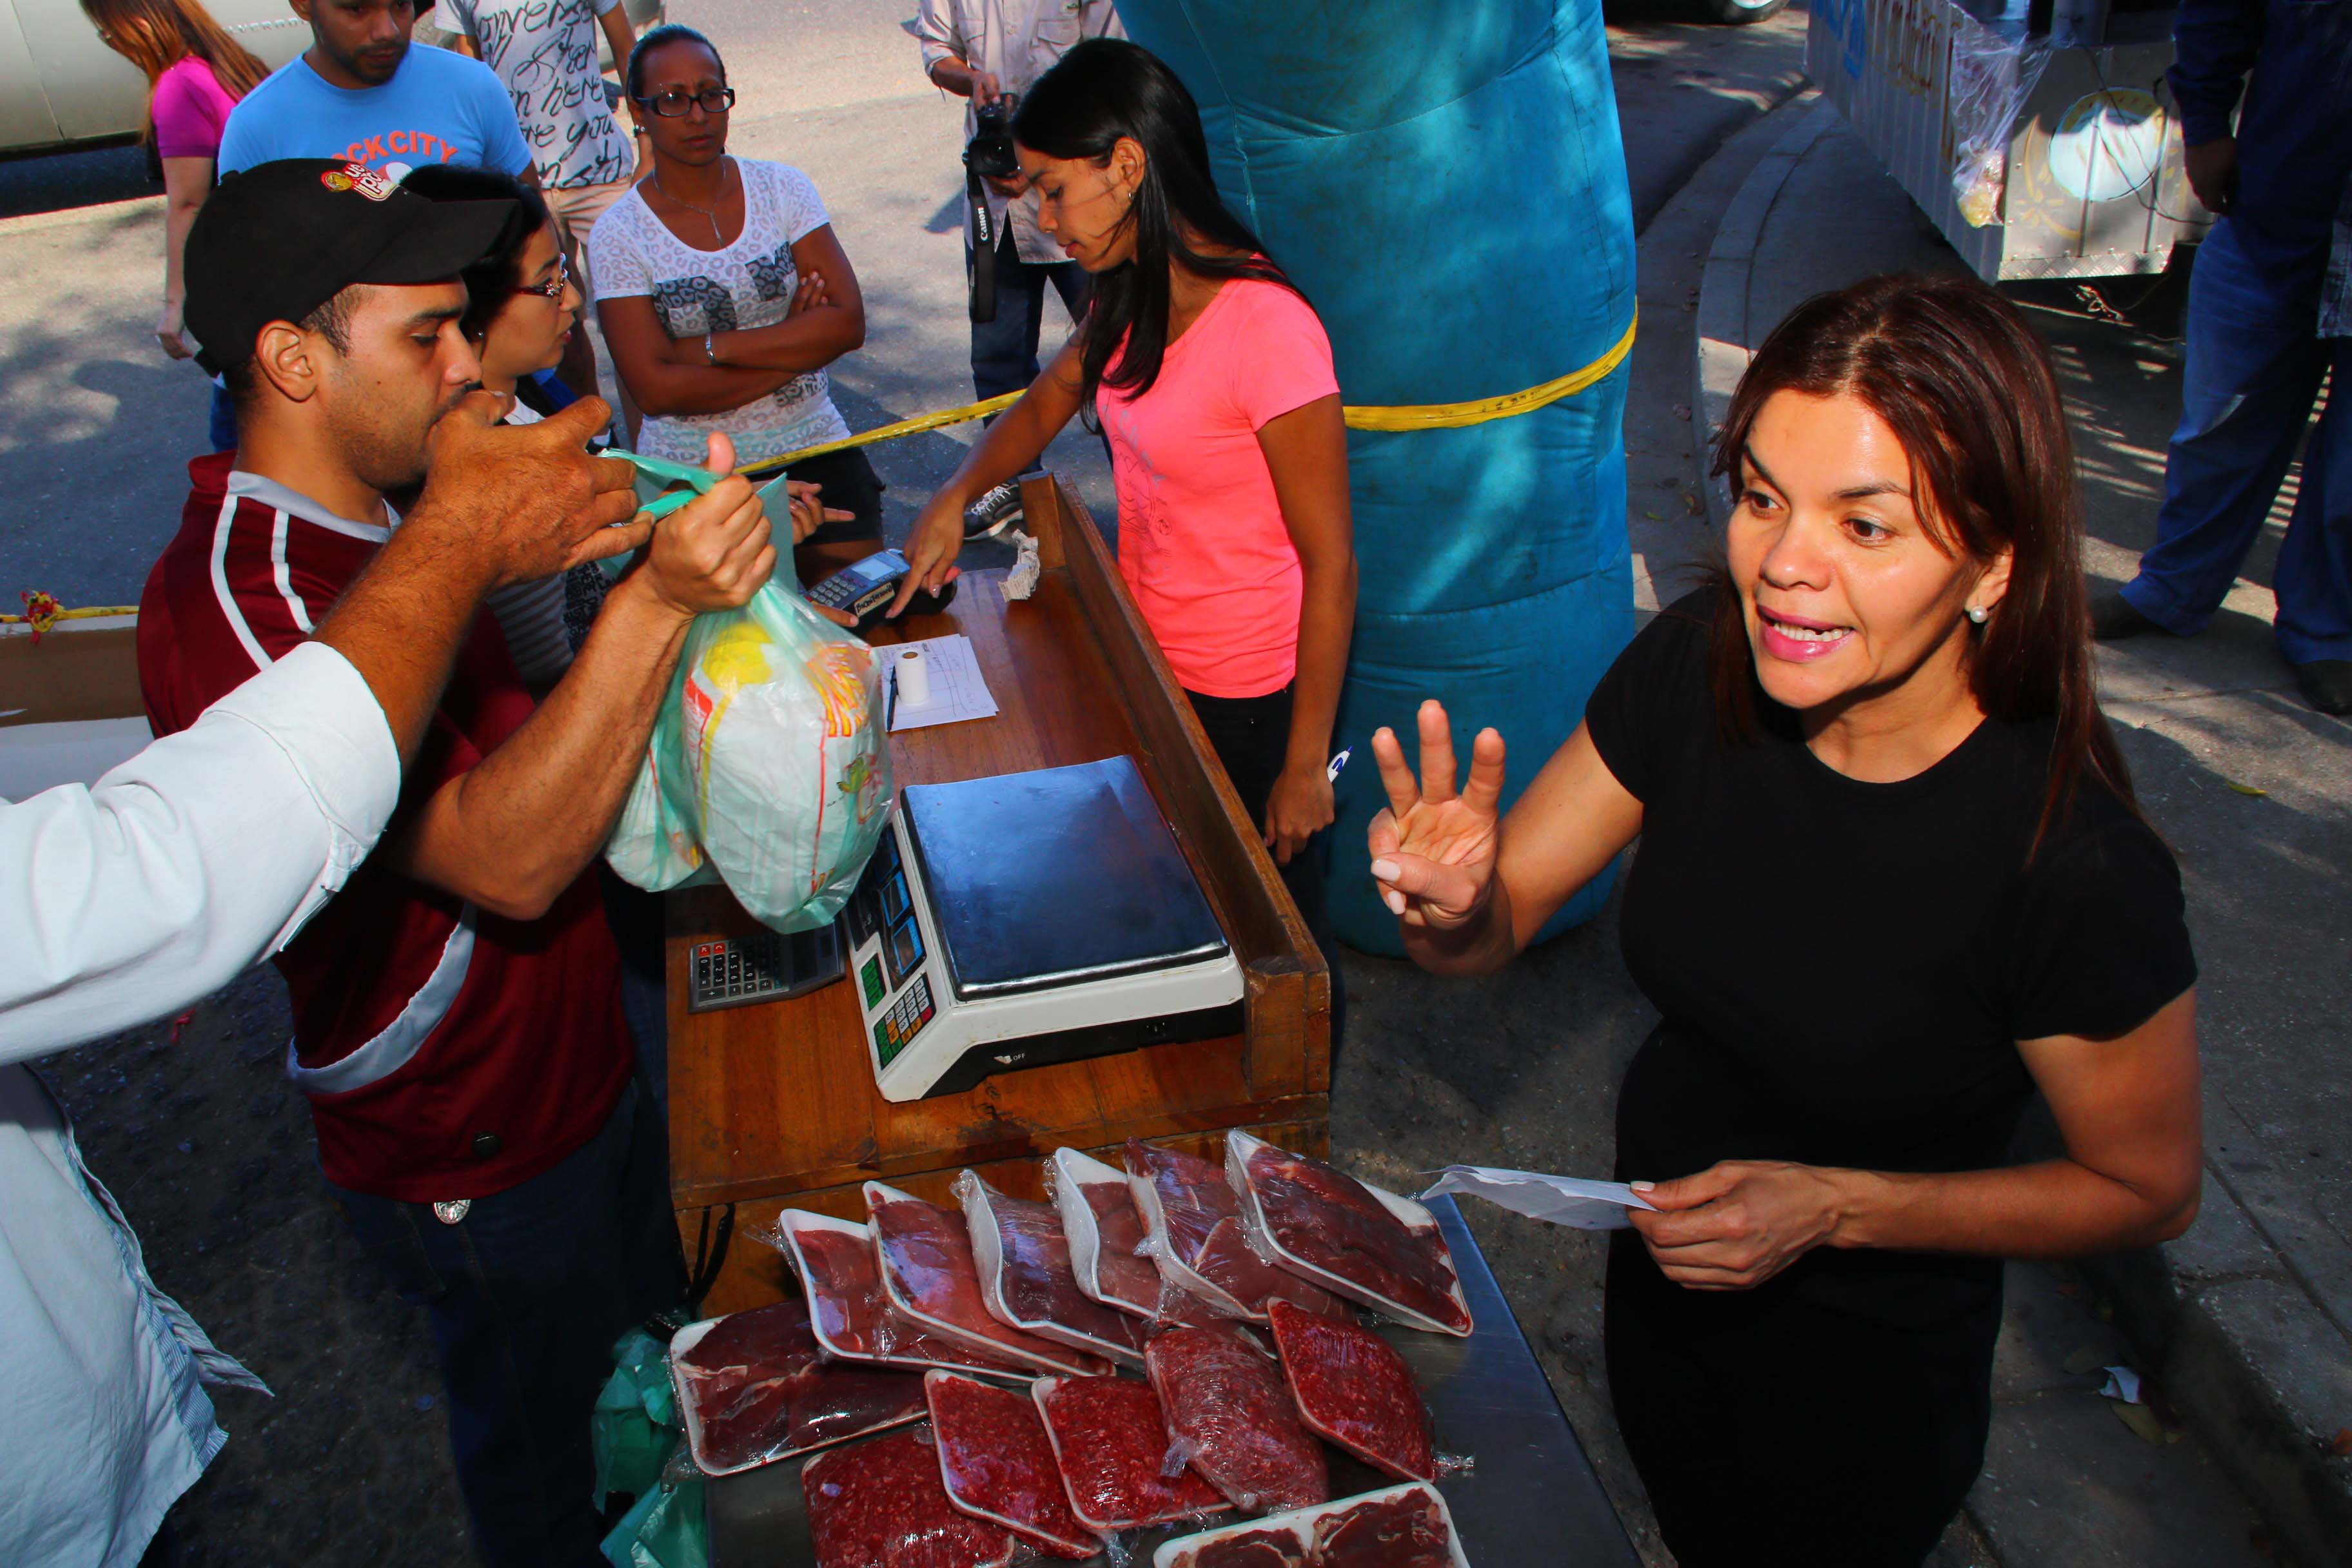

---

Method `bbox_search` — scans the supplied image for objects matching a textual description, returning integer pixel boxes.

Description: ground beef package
[1052,1146,1219,1326]
[958,1168,1147,1369]
[1153,1484,1464,1568]
[1124,1141,1348,1325]
[1264,1300,1435,1482]
[1226,1132,1473,1337]
[770,1210,1034,1380]
[925,1370,1102,1559]
[867,1182,1113,1378]
[669,1300,926,1475]
[1031,1374,1231,1534]
[801,1426,1016,1568]
[1146,1321,1328,1515]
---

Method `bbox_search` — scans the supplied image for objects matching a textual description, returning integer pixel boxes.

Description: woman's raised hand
[1367,700,1506,931]
[1364,700,1505,930]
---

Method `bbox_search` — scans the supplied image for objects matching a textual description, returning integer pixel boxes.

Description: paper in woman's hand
[1419,1165,1656,1230]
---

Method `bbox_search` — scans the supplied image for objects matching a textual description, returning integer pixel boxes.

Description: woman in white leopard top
[591,23,883,536]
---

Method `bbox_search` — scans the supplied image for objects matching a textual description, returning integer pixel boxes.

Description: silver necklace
[654,161,732,246]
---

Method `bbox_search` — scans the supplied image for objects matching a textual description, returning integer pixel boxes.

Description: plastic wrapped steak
[925,1371,1099,1559]
[1244,1145,1469,1333]
[1031,1374,1229,1533]
[1146,1322,1328,1514]
[867,1184,1109,1375]
[673,1301,925,1471]
[1265,1300,1434,1482]
[1082,1173,1168,1316]
[1310,1487,1455,1568]
[1171,1525,1310,1568]
[783,1215,1032,1377]
[1124,1141,1346,1322]
[960,1171,1144,1362]
[801,1427,1015,1568]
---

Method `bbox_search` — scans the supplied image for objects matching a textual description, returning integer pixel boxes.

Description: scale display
[845,755,1246,1101]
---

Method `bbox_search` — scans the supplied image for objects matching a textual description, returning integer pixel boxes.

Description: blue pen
[1326,747,1352,785]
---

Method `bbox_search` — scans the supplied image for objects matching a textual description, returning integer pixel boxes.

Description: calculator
[685,925,846,1014]
[805,549,959,634]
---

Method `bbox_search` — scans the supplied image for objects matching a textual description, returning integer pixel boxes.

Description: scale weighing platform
[845,755,1246,1101]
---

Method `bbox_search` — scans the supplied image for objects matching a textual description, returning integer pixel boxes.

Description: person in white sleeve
[0,372,647,1567]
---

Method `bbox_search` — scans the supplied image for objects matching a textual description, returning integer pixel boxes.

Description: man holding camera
[917,0,1123,404]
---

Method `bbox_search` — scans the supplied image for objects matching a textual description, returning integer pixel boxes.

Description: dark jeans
[327,1080,687,1568]
[1605,1230,1996,1567]
[968,227,1092,400]
[781,446,886,546]
[206,380,236,453]
[1184,685,1346,1054]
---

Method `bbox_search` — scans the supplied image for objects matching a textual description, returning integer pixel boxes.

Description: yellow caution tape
[734,309,1638,475]
[734,391,1024,478]
[1342,310,1638,432]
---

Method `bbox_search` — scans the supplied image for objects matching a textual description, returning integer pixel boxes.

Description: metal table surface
[705,1193,1639,1567]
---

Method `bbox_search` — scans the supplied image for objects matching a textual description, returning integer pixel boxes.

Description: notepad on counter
[887,635,998,731]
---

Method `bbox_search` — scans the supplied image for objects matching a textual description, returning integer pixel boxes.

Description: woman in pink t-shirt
[901,38,1358,997]
[82,0,266,368]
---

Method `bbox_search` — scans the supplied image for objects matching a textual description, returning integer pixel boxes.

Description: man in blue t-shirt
[218,0,533,184]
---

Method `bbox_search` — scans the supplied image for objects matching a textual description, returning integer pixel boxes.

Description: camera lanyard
[966,164,999,326]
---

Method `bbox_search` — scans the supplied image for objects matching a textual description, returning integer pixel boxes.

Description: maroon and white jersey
[137,453,631,1202]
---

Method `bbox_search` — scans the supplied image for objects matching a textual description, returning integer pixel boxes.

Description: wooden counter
[667,473,1331,1314]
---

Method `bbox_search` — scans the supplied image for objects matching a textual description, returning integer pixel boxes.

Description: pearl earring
[1966,605,1988,624]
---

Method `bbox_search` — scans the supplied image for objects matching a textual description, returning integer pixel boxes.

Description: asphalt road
[7,5,1810,1563]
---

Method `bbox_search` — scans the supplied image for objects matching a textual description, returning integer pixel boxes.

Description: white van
[0,0,662,159]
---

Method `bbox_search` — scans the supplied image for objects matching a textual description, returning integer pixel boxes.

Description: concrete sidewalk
[1690,98,2352,1568]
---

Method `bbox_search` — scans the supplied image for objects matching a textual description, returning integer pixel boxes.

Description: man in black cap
[139,158,779,1565]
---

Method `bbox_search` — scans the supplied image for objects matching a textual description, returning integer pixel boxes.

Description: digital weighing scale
[844,755,1246,1101]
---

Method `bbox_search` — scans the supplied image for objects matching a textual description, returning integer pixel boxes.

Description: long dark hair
[1709,273,2133,851]
[1012,38,1297,413]
[396,164,549,341]
[81,0,268,143]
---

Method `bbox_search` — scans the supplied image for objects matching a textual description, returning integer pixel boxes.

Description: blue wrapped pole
[1116,0,1638,955]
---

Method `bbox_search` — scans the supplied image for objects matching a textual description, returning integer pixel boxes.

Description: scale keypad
[873,974,935,1068]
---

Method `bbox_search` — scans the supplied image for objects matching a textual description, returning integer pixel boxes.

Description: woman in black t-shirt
[1369,275,2200,1567]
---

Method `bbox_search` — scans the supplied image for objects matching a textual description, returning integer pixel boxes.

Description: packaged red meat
[1308,1485,1458,1568]
[801,1426,1017,1568]
[1145,1321,1328,1515]
[958,1168,1147,1369]
[1263,1300,1434,1484]
[1226,1131,1473,1337]
[866,1181,1112,1378]
[1052,1147,1218,1326]
[668,1300,926,1475]
[1123,1140,1348,1326]
[768,1210,1034,1380]
[924,1370,1102,1559]
[1030,1374,1230,1534]
[1152,1484,1467,1568]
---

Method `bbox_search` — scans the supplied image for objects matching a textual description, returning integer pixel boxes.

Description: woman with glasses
[80,0,268,449]
[589,24,882,539]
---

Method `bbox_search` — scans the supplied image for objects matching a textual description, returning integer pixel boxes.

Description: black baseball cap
[184,159,521,375]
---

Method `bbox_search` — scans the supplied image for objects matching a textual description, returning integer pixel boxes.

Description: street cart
[1808,0,2213,279]
[663,472,1335,1315]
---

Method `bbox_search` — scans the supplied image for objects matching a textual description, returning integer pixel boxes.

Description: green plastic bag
[593,1329,676,1507]
[600,1477,707,1568]
[602,456,894,932]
